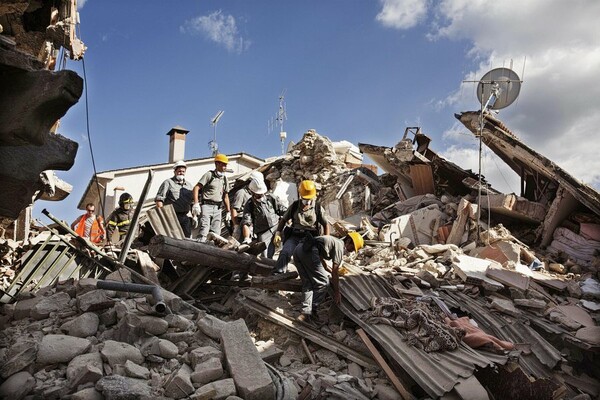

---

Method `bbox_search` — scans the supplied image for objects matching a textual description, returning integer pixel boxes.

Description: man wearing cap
[241,179,287,258]
[271,180,329,275]
[155,160,194,238]
[293,232,364,322]
[192,154,231,243]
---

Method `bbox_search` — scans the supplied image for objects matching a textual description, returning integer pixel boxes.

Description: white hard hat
[173,160,187,169]
[249,171,263,181]
[248,179,267,195]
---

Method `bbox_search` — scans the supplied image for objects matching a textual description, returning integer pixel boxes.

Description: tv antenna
[268,89,287,154]
[464,66,522,240]
[209,110,224,156]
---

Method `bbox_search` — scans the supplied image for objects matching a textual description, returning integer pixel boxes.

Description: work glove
[242,237,252,245]
[192,202,201,217]
[225,212,232,224]
[191,216,199,229]
[273,231,282,248]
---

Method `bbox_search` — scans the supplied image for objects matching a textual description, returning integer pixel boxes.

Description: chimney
[166,125,189,163]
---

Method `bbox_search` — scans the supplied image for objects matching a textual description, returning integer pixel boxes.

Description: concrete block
[220,319,275,400]
[66,312,100,337]
[77,290,115,312]
[0,371,35,400]
[67,352,103,388]
[197,311,227,339]
[124,359,150,379]
[30,292,71,320]
[95,375,152,399]
[101,340,144,367]
[71,387,104,400]
[164,364,195,399]
[191,378,236,400]
[190,346,223,369]
[36,334,91,365]
[191,357,223,385]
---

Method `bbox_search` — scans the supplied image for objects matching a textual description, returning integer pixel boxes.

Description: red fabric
[445,316,514,351]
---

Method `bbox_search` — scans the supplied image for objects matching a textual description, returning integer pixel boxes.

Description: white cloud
[180,10,251,54]
[377,0,600,190]
[77,0,87,9]
[376,0,430,29]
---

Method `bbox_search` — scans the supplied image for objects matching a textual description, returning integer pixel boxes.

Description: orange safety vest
[74,214,105,243]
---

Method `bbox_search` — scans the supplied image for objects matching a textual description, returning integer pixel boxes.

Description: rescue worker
[192,154,231,242]
[71,203,105,243]
[155,160,194,237]
[106,192,134,244]
[241,179,287,258]
[231,171,264,241]
[272,180,329,274]
[293,232,364,322]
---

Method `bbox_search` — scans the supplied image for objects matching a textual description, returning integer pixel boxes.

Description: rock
[513,298,546,309]
[548,311,582,330]
[67,352,103,388]
[191,378,237,400]
[332,330,347,341]
[0,341,37,378]
[197,311,228,339]
[313,349,345,371]
[141,337,178,359]
[375,384,403,400]
[124,360,150,379]
[95,375,152,400]
[76,278,99,294]
[78,290,115,312]
[99,308,118,326]
[0,371,35,400]
[190,357,223,385]
[30,292,71,320]
[138,315,169,335]
[567,280,583,298]
[220,319,275,400]
[575,326,600,345]
[490,298,520,317]
[416,270,439,288]
[71,387,104,400]
[347,362,363,379]
[105,268,132,282]
[101,340,144,367]
[189,346,223,369]
[67,312,100,337]
[37,334,91,365]
[548,263,567,274]
[581,278,600,300]
[279,354,291,367]
[13,297,43,320]
[164,364,194,399]
[165,314,194,331]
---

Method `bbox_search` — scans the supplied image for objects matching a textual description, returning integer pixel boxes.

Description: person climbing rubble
[231,171,264,241]
[293,232,364,322]
[70,203,105,243]
[192,154,231,243]
[155,160,194,238]
[106,192,134,244]
[241,179,287,259]
[272,180,330,275]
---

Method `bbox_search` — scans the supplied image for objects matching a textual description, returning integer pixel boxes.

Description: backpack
[201,170,228,198]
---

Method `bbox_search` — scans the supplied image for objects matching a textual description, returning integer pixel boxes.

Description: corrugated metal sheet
[1,234,108,303]
[440,291,563,377]
[339,267,505,398]
[146,204,185,239]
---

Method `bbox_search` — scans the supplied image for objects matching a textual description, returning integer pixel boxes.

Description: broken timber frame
[148,235,276,275]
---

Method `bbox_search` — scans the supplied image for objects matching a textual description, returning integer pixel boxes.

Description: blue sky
[39,0,600,224]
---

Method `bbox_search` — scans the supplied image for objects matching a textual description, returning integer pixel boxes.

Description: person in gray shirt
[241,179,287,258]
[155,160,194,237]
[293,232,364,322]
[192,154,231,242]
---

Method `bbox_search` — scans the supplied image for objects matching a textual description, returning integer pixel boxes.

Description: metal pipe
[119,169,154,264]
[96,280,166,314]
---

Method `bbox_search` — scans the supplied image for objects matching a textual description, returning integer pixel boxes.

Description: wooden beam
[149,235,276,275]
[356,328,414,400]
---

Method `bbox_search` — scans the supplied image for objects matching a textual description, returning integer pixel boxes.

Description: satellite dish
[477,68,521,110]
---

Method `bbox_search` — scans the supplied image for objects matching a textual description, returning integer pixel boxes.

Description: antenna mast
[268,89,287,154]
[209,110,224,156]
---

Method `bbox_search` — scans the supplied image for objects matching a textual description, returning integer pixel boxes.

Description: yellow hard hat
[347,232,364,252]
[214,154,229,164]
[298,180,317,199]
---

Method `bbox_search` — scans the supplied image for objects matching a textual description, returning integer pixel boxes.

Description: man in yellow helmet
[293,232,364,322]
[271,180,329,275]
[192,154,231,242]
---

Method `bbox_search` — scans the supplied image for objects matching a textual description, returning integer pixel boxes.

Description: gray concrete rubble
[1,125,600,400]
